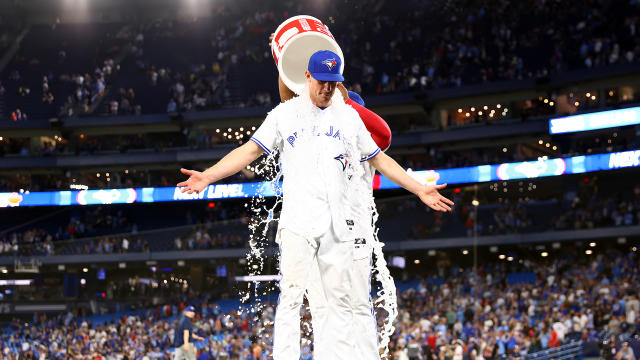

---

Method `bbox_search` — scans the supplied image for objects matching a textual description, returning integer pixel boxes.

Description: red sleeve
[346,98,392,151]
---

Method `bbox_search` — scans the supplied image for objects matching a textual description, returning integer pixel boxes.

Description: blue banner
[549,106,640,134]
[1,149,638,207]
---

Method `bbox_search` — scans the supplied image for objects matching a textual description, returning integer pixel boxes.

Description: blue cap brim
[311,72,344,82]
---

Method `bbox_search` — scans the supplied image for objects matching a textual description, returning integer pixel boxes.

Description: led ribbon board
[1,149,639,207]
[549,106,640,134]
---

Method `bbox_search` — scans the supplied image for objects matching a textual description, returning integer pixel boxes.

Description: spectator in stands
[167,98,177,113]
[619,342,637,360]
[174,306,205,360]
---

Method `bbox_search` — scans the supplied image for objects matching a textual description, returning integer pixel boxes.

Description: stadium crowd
[2,0,640,121]
[385,247,640,359]
[1,247,639,359]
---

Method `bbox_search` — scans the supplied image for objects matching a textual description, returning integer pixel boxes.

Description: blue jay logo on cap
[322,58,338,70]
[309,50,344,82]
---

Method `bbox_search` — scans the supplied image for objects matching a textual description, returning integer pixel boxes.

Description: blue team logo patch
[334,153,348,171]
[322,58,338,70]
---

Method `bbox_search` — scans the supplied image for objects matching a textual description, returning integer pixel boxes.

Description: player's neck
[310,97,331,109]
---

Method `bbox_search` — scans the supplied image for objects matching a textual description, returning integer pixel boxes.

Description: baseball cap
[308,50,344,82]
[348,91,365,106]
[185,306,195,312]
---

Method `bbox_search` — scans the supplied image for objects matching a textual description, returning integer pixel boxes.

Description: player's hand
[416,184,454,212]
[337,82,348,103]
[183,343,190,351]
[178,168,210,194]
[269,33,275,46]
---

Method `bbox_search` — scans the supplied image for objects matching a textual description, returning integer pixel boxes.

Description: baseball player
[271,30,393,358]
[276,76,392,359]
[178,50,453,360]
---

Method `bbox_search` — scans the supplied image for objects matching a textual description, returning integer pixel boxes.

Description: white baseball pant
[307,245,379,360]
[273,228,354,360]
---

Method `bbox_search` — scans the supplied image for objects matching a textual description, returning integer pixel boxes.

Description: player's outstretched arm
[178,141,264,194]
[368,152,453,212]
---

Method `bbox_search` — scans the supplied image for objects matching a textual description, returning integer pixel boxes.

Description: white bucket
[271,15,344,95]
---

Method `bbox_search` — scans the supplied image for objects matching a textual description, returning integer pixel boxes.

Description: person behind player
[173,306,205,360]
[178,50,453,360]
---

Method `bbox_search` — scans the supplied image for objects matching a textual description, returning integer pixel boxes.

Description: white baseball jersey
[350,161,377,260]
[250,94,380,241]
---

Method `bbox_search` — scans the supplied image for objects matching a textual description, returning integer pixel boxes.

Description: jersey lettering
[285,126,344,147]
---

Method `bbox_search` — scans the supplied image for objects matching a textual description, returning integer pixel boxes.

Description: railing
[526,341,583,360]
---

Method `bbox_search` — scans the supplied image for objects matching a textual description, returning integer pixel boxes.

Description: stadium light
[235,275,281,282]
[541,252,549,257]
[0,280,31,285]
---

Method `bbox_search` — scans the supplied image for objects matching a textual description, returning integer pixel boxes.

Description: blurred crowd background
[1,0,640,359]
